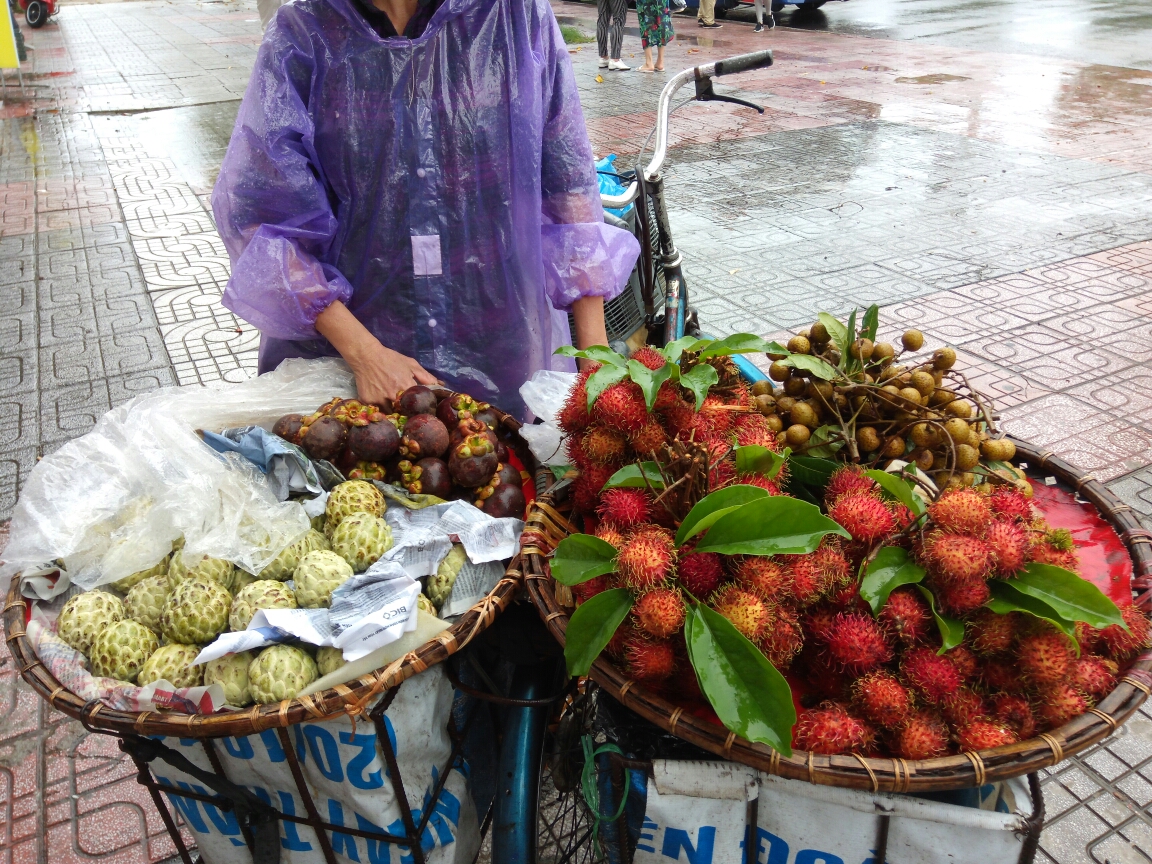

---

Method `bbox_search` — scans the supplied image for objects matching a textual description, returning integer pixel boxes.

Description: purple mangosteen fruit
[301,416,347,462]
[272,414,305,445]
[398,385,438,417]
[448,434,499,488]
[400,414,449,460]
[479,484,526,519]
[347,418,400,462]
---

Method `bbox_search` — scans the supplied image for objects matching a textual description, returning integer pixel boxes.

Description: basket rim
[522,437,1152,793]
[2,394,534,739]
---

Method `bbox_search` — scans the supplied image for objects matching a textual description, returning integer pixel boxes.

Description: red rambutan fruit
[733,557,791,601]
[932,572,991,616]
[557,373,595,435]
[696,395,734,438]
[812,542,853,592]
[956,720,1018,752]
[735,473,782,495]
[594,522,626,548]
[789,553,831,606]
[879,587,932,645]
[985,518,1031,577]
[941,687,986,728]
[709,584,774,643]
[630,346,667,371]
[573,463,617,513]
[828,580,865,610]
[628,421,667,456]
[616,530,676,591]
[969,610,1018,656]
[572,574,608,605]
[634,588,686,639]
[923,532,993,584]
[852,671,913,730]
[593,381,649,435]
[1034,682,1089,729]
[794,702,874,755]
[980,658,1026,694]
[759,606,804,668]
[623,635,676,682]
[580,425,628,466]
[1070,655,1117,702]
[653,382,683,412]
[829,492,897,544]
[901,646,962,703]
[824,466,877,506]
[1017,631,1074,687]
[597,488,651,529]
[990,693,1036,739]
[661,401,697,438]
[1031,529,1079,572]
[890,502,916,533]
[605,621,637,659]
[928,488,994,537]
[1100,605,1151,660]
[892,711,950,760]
[733,414,780,449]
[1075,620,1101,654]
[677,551,725,598]
[804,606,839,643]
[945,644,979,682]
[825,612,893,674]
[989,487,1034,522]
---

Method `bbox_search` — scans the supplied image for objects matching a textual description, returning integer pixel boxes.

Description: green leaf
[860,304,879,342]
[675,485,771,548]
[564,589,634,677]
[765,341,791,358]
[687,605,796,755]
[698,333,776,359]
[860,547,926,614]
[801,424,845,459]
[987,581,1079,647]
[662,335,710,365]
[694,497,849,556]
[603,462,665,491]
[787,455,839,488]
[627,359,673,412]
[915,586,965,654]
[549,534,619,586]
[680,364,720,410]
[780,354,840,381]
[817,312,849,355]
[1009,563,1126,629]
[864,469,926,516]
[734,445,788,480]
[584,363,630,411]
[554,345,627,366]
[847,308,858,348]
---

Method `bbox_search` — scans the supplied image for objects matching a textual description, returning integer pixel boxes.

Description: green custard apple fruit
[248,645,319,703]
[204,651,255,706]
[293,550,353,608]
[330,511,393,572]
[427,544,468,610]
[160,578,232,644]
[89,620,160,682]
[325,480,385,536]
[229,580,298,631]
[168,550,236,593]
[260,529,330,581]
[417,593,438,617]
[138,643,204,688]
[316,646,346,677]
[57,591,125,656]
[124,575,171,634]
[111,555,170,593]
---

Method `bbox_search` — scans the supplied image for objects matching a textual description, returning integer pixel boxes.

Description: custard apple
[293,550,353,608]
[168,550,236,592]
[427,545,467,609]
[231,570,259,594]
[229,580,298,631]
[261,529,330,581]
[316,646,346,677]
[248,645,318,703]
[325,480,385,535]
[310,513,327,534]
[111,555,170,593]
[124,575,171,634]
[330,512,393,572]
[138,643,203,688]
[89,620,159,682]
[57,591,125,656]
[204,651,254,706]
[161,578,232,644]
[417,593,438,617]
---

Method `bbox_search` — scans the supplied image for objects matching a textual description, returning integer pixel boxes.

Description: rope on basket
[891,759,911,794]
[853,754,879,794]
[1123,673,1152,696]
[963,752,986,788]
[1089,708,1117,733]
[1038,733,1064,766]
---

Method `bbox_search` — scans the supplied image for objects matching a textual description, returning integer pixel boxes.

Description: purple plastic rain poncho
[211,0,640,418]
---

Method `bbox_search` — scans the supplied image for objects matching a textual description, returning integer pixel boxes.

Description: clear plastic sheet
[0,358,357,595]
[518,369,577,466]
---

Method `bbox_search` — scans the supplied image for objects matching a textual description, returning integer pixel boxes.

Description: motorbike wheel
[25,1,48,27]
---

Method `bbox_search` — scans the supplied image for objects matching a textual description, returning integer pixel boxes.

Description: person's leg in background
[607,0,630,70]
[753,0,773,30]
[597,0,612,68]
[697,0,719,28]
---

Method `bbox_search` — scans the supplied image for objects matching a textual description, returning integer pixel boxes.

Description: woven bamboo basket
[523,439,1152,793]
[3,392,533,739]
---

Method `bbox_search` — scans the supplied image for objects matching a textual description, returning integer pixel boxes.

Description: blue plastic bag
[597,154,634,218]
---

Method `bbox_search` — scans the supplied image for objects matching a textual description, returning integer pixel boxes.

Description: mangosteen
[398,385,438,417]
[473,406,500,431]
[449,417,497,451]
[448,434,499,488]
[496,462,523,488]
[272,413,305,444]
[495,440,510,463]
[400,414,449,459]
[334,446,359,474]
[399,457,452,498]
[348,461,387,481]
[436,393,483,428]
[301,416,347,462]
[479,483,526,519]
[347,418,400,462]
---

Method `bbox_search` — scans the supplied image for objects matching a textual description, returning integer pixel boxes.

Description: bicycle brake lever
[693,76,765,114]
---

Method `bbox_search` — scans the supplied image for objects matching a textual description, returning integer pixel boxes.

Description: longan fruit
[929,389,957,407]
[850,338,874,361]
[768,362,790,382]
[959,472,976,487]
[932,370,944,386]
[880,385,902,399]
[882,435,906,459]
[751,379,775,397]
[946,400,974,419]
[787,335,812,355]
[783,377,807,397]
[932,347,957,370]
[791,402,819,429]
[898,387,923,406]
[910,370,935,396]
[810,322,829,343]
[764,414,784,433]
[871,342,895,363]
[910,423,939,449]
[980,438,1017,461]
[880,364,905,382]
[943,417,970,445]
[833,393,850,410]
[857,426,881,452]
[955,443,980,471]
[796,329,810,340]
[775,396,798,415]
[911,448,934,471]
[755,394,776,416]
[806,380,834,402]
[975,483,993,495]
[902,330,924,352]
[785,425,811,446]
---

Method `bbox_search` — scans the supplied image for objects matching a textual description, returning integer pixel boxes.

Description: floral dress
[637,0,674,48]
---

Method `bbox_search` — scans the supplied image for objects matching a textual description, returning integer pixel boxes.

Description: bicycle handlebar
[599,50,773,210]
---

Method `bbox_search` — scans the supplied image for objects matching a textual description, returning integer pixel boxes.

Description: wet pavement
[3,0,1152,860]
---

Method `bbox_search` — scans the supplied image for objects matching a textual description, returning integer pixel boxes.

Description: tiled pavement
[3,0,1152,860]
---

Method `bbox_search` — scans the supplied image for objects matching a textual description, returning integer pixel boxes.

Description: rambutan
[941,687,986,728]
[677,551,725,598]
[829,492,897,544]
[990,694,1036,739]
[890,502,916,533]
[969,610,1018,656]
[616,530,676,591]
[989,487,1033,522]
[697,395,735,439]
[956,720,1018,752]
[1075,621,1101,654]
[733,557,791,601]
[622,635,676,682]
[980,658,1026,694]
[593,381,649,435]
[928,488,993,537]
[852,671,913,730]
[879,587,932,645]
[1100,605,1151,660]
[653,381,683,412]
[709,585,774,643]
[733,414,780,449]
[557,374,594,434]
[789,553,831,606]
[572,574,608,605]
[794,702,874,755]
[825,612,893,674]
[580,425,628,466]
[812,542,853,592]
[985,518,1031,577]
[594,522,626,548]
[923,532,993,584]
[759,606,804,668]
[804,606,839,643]
[708,460,737,491]
[892,711,950,759]
[824,466,877,506]
[634,588,686,639]
[605,621,637,659]
[573,463,617,513]
[901,647,962,703]
[597,488,651,529]
[1034,682,1089,729]
[932,572,991,616]
[629,346,667,371]
[661,401,697,438]
[1031,529,1079,572]
[1070,655,1117,702]
[628,420,667,456]
[946,645,979,682]
[735,473,782,495]
[1017,631,1074,686]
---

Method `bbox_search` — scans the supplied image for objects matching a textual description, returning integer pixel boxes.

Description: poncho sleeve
[536,3,641,312]
[211,15,354,341]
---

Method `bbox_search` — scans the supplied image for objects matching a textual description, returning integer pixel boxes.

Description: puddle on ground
[895,73,972,84]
